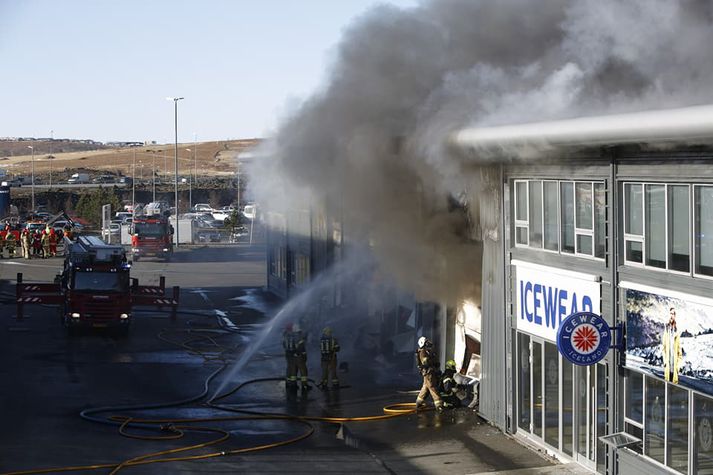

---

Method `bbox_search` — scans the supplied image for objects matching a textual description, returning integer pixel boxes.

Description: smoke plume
[248,0,713,304]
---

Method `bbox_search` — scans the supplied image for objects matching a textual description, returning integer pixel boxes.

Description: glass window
[694,393,713,474]
[594,183,606,259]
[625,423,644,455]
[577,365,590,459]
[544,181,558,251]
[667,384,689,474]
[533,341,543,437]
[695,186,713,277]
[562,359,574,456]
[625,370,644,424]
[626,183,644,235]
[516,227,528,245]
[596,364,608,474]
[561,182,575,254]
[644,377,665,464]
[73,272,129,292]
[516,181,528,221]
[518,333,531,432]
[577,235,593,256]
[626,240,643,264]
[669,185,691,273]
[544,343,559,448]
[576,182,593,230]
[645,184,666,268]
[529,181,543,248]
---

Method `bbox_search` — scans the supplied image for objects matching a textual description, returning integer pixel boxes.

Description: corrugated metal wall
[479,165,507,429]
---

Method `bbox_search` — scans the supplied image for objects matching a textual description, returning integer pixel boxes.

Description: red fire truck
[15,235,179,335]
[131,216,174,261]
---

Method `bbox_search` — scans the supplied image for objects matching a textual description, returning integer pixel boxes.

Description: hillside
[0,138,261,181]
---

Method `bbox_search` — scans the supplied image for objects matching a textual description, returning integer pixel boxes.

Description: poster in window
[626,288,713,396]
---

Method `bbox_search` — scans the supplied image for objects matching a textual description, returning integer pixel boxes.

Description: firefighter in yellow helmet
[319,327,340,389]
[415,336,443,411]
[4,225,17,258]
[283,323,310,391]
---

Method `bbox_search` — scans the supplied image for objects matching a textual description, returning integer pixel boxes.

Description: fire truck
[131,215,174,261]
[15,235,179,335]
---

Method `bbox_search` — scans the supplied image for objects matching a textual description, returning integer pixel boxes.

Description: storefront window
[544,181,559,251]
[533,341,543,437]
[596,364,608,474]
[645,184,666,268]
[694,393,713,474]
[625,370,644,424]
[669,185,690,272]
[529,181,543,248]
[667,384,689,474]
[645,377,666,464]
[544,343,559,448]
[562,358,574,456]
[518,333,531,432]
[695,185,713,277]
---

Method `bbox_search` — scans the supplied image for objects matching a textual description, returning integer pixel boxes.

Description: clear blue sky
[0,0,418,144]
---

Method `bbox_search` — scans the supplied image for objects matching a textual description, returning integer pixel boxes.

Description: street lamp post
[167,97,184,248]
[152,152,156,201]
[132,149,136,220]
[49,130,53,187]
[185,148,192,210]
[27,145,35,211]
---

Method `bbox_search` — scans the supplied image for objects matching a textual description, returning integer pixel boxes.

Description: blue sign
[557,312,611,366]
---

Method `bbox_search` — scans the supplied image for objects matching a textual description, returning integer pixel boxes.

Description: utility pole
[49,130,53,187]
[167,96,184,247]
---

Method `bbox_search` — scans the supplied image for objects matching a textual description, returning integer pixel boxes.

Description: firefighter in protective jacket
[319,327,340,389]
[21,229,32,259]
[4,226,17,258]
[283,323,310,391]
[416,336,443,411]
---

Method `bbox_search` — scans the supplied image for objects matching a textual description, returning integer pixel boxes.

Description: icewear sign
[515,264,600,342]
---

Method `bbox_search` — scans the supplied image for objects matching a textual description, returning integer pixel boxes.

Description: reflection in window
[694,393,713,474]
[529,181,543,248]
[575,182,593,230]
[544,343,559,448]
[533,341,542,437]
[594,183,606,258]
[562,359,574,456]
[561,182,575,254]
[645,184,666,268]
[695,186,713,277]
[544,181,558,251]
[669,185,690,272]
[518,333,531,432]
[667,384,688,474]
[645,377,665,464]
[625,370,644,424]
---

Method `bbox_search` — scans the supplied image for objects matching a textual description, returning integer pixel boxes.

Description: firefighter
[439,360,462,408]
[21,228,32,259]
[283,323,297,389]
[283,323,310,391]
[0,226,5,258]
[415,336,443,411]
[32,230,42,256]
[63,225,73,241]
[318,327,340,389]
[5,227,17,258]
[41,226,51,258]
[48,227,58,257]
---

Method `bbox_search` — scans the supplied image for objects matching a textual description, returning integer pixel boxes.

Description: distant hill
[0,138,107,157]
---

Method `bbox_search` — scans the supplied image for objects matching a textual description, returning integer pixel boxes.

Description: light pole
[27,145,35,211]
[132,149,136,220]
[152,152,156,201]
[167,96,184,247]
[185,148,192,210]
[49,130,53,187]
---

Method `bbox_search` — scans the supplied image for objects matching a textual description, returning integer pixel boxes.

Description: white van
[242,204,256,220]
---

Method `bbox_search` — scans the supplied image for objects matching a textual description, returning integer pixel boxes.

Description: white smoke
[248,0,713,303]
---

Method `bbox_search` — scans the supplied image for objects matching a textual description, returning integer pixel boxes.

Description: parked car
[92,175,115,184]
[68,173,90,184]
[118,176,133,186]
[196,229,221,242]
[192,203,213,213]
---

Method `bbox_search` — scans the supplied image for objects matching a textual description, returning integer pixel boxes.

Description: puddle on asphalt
[228,288,273,315]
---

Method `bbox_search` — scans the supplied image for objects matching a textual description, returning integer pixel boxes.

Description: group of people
[416,336,479,412]
[0,224,60,259]
[282,323,340,392]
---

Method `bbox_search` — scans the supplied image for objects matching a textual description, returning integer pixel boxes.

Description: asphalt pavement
[0,244,588,475]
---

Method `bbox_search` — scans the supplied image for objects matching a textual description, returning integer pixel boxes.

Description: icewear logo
[519,280,594,329]
[557,312,611,365]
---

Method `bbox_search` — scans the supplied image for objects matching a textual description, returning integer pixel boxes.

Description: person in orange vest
[48,227,58,257]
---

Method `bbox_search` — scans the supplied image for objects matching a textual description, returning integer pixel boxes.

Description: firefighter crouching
[416,336,443,412]
[283,323,310,391]
[319,327,340,389]
[21,229,31,259]
[5,226,17,258]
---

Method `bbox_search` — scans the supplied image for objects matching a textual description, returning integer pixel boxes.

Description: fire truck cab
[61,235,132,334]
[131,216,174,261]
